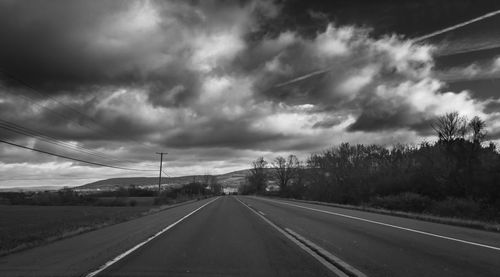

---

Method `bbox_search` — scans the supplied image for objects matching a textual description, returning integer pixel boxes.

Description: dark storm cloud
[0,0,270,106]
[269,0,500,38]
[0,88,155,142]
[485,101,500,114]
[0,0,282,151]
[1,0,487,144]
[0,1,491,118]
[347,107,434,134]
[164,120,287,149]
[243,22,475,136]
[2,0,496,100]
[435,47,500,69]
[0,1,133,91]
[0,0,499,189]
[312,116,345,129]
[489,130,500,140]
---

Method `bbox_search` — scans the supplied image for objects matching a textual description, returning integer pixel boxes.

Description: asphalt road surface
[1,196,499,276]
[240,196,500,277]
[97,196,336,277]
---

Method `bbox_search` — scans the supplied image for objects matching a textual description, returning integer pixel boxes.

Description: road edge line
[84,197,220,277]
[256,197,500,252]
[235,196,361,277]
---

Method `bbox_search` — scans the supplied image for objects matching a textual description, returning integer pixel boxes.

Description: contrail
[273,9,500,88]
[413,9,500,42]
[274,67,332,88]
[436,41,500,56]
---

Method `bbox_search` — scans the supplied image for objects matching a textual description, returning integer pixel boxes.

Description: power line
[0,87,116,149]
[0,138,156,172]
[0,120,138,164]
[162,170,169,176]
[0,73,161,168]
[156,152,168,193]
[0,70,159,152]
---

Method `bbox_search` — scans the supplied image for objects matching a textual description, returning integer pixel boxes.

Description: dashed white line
[257,197,500,252]
[85,197,219,277]
[235,197,361,277]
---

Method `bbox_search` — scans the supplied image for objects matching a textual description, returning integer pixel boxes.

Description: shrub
[153,196,174,205]
[95,197,128,206]
[429,198,482,218]
[369,192,432,213]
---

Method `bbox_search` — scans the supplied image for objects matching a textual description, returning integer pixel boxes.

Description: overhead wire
[0,70,159,152]
[0,138,157,172]
[0,71,163,170]
[0,119,138,164]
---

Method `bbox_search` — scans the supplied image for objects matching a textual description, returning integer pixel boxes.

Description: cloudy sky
[1,0,500,188]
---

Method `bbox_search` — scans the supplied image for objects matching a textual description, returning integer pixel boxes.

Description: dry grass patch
[0,205,151,255]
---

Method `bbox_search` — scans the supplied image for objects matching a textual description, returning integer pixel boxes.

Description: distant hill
[0,186,62,192]
[77,169,253,191]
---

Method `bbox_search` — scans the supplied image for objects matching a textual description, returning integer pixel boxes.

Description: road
[98,196,335,277]
[240,196,500,277]
[1,196,499,276]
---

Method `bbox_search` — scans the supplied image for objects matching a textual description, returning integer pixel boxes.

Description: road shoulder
[0,198,215,277]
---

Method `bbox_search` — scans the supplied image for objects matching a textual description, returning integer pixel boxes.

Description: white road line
[257,197,500,252]
[235,197,355,277]
[258,211,266,216]
[285,228,367,277]
[85,197,220,277]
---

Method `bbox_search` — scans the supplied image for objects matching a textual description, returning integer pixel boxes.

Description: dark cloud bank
[0,0,499,186]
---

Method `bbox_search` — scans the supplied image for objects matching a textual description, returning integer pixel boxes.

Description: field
[95,196,156,206]
[0,204,152,255]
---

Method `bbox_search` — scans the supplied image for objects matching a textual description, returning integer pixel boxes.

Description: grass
[0,196,204,256]
[95,196,157,206]
[0,204,152,255]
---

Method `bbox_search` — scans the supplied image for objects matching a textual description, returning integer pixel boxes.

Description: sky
[1,0,500,188]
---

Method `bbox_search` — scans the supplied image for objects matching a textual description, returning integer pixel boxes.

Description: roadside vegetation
[0,205,152,255]
[0,178,222,255]
[241,112,500,229]
[0,179,223,207]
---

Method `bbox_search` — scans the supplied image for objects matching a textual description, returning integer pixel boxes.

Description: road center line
[85,197,220,277]
[256,197,500,252]
[235,196,358,277]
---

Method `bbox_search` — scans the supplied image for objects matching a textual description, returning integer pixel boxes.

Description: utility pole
[156,152,168,194]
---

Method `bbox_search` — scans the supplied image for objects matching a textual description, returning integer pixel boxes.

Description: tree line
[0,177,223,206]
[242,112,500,221]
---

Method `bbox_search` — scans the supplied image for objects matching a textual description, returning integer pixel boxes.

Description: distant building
[265,183,280,192]
[223,186,238,194]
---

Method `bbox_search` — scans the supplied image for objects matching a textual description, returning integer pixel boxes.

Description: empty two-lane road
[98,196,336,277]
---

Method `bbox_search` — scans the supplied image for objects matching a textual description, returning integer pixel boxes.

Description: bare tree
[431,112,468,142]
[272,155,300,193]
[468,116,486,144]
[200,171,221,194]
[201,171,212,186]
[247,157,268,193]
